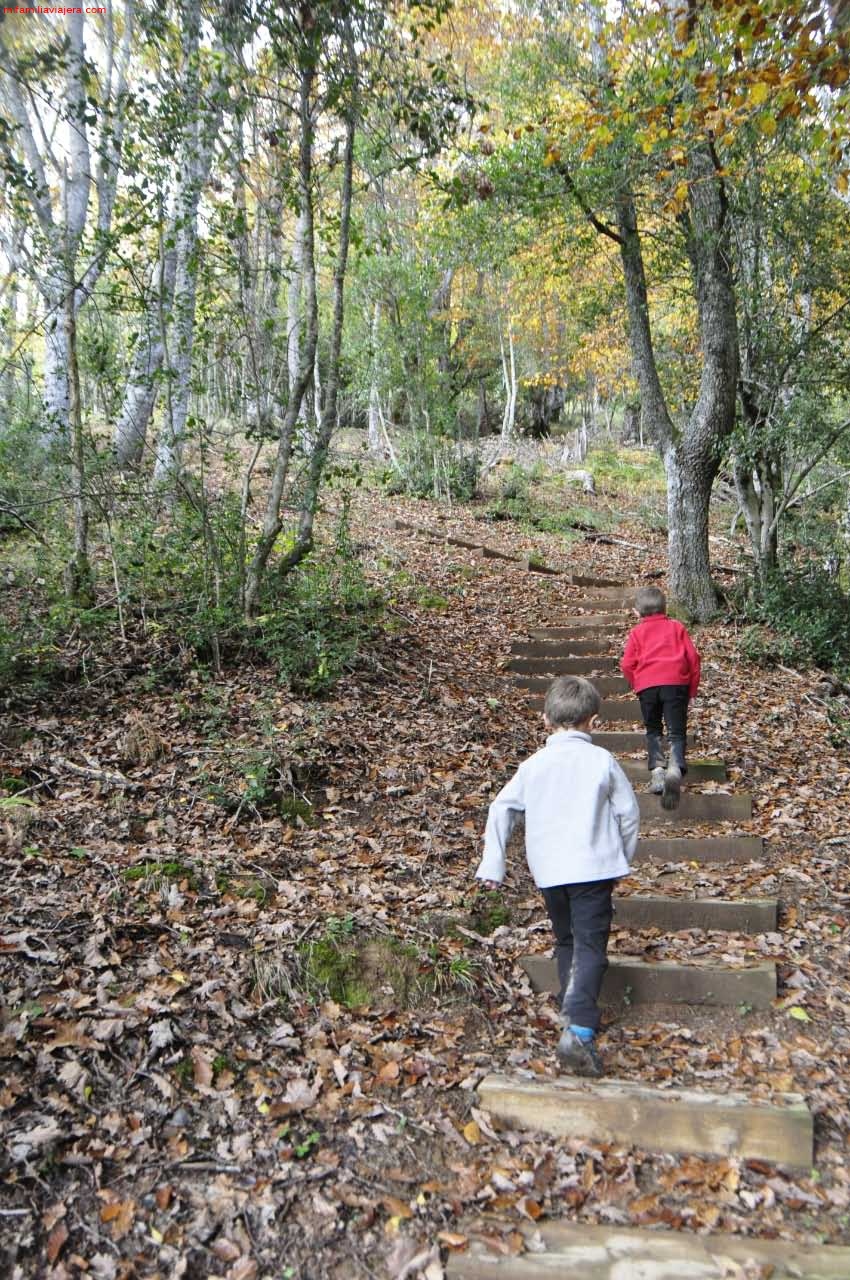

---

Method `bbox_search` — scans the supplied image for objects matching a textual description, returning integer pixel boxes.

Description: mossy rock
[300,934,422,1009]
[467,890,511,935]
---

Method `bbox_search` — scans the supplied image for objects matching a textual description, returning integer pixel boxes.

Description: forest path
[5,489,850,1280]
[390,515,850,1280]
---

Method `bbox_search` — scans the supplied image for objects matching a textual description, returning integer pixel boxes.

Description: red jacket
[621,613,701,698]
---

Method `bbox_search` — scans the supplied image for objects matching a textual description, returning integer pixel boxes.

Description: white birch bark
[153,0,205,481]
[114,225,177,466]
[0,5,133,438]
[287,207,319,451]
[500,322,517,442]
[367,301,382,454]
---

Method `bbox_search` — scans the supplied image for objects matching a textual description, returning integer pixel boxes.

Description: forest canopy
[1,0,849,666]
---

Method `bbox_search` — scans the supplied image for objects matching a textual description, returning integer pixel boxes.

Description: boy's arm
[621,629,638,688]
[475,765,526,886]
[609,759,640,863]
[684,628,701,698]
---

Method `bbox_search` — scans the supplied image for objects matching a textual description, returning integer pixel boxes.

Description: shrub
[256,510,381,694]
[497,463,530,502]
[733,565,850,676]
[386,434,479,502]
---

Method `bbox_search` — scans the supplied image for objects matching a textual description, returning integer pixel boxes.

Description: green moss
[236,879,267,904]
[173,1056,193,1084]
[467,889,511,935]
[278,794,314,824]
[300,934,422,1009]
[123,859,196,888]
[413,587,449,611]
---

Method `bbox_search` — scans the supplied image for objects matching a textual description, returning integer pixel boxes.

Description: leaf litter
[2,484,850,1277]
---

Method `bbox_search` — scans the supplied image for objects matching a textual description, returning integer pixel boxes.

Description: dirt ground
[3,474,850,1279]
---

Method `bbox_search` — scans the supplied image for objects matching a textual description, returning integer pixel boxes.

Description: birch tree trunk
[499,322,517,442]
[244,59,319,620]
[153,0,206,482]
[367,301,382,454]
[0,5,132,438]
[114,228,177,466]
[287,207,310,436]
[63,270,94,604]
[275,112,356,578]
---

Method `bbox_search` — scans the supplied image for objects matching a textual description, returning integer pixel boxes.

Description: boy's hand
[479,879,501,891]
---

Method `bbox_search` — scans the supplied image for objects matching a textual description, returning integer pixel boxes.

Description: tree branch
[555,160,623,244]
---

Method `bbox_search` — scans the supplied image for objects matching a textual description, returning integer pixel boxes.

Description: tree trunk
[274,112,356,579]
[114,231,177,466]
[287,206,310,438]
[41,262,72,437]
[153,0,222,482]
[477,380,490,435]
[367,300,382,454]
[613,145,737,618]
[500,322,517,441]
[244,58,319,620]
[733,457,780,576]
[664,441,716,618]
[63,274,94,605]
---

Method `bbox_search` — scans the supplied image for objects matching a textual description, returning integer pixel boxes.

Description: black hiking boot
[556,1028,603,1078]
[649,765,665,794]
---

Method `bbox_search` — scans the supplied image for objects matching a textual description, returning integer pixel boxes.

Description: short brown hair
[543,675,601,728]
[636,586,666,616]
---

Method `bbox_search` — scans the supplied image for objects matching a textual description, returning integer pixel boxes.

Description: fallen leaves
[4,486,850,1277]
[98,1197,136,1241]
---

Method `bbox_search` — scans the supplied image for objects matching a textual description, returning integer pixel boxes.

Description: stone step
[619,756,726,783]
[527,615,626,636]
[479,544,519,562]
[637,835,763,862]
[446,534,485,551]
[394,518,445,542]
[638,791,752,822]
[521,954,777,1009]
[591,730,694,751]
[598,698,645,722]
[514,674,629,696]
[569,596,633,610]
[509,649,615,670]
[569,573,623,588]
[512,638,622,659]
[449,1223,848,1279]
[576,585,634,600]
[524,557,561,575]
[533,657,620,675]
[512,645,617,665]
[613,894,778,932]
[526,696,643,721]
[477,1074,810,1168]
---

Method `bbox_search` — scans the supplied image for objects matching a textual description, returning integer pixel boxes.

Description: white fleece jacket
[476,730,640,888]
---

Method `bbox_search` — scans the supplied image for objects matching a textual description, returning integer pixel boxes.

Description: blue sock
[569,1023,595,1043]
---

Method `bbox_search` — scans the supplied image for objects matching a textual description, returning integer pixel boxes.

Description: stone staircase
[453,578,840,1276]
[389,520,847,1275]
[451,1223,850,1279]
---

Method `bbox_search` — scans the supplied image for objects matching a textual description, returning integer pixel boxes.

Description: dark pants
[540,879,615,1032]
[638,684,689,773]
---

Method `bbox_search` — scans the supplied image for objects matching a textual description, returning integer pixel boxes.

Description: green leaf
[788,1005,810,1022]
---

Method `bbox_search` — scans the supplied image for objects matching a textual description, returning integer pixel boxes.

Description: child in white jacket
[476,675,639,1076]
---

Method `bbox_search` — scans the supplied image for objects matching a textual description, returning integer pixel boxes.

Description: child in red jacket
[621,586,701,810]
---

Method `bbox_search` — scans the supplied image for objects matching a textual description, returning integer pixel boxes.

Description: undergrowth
[0,488,380,699]
[733,566,850,677]
[251,916,489,1011]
